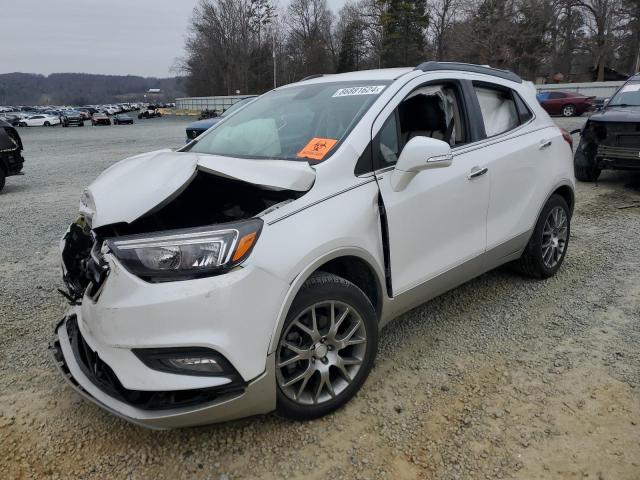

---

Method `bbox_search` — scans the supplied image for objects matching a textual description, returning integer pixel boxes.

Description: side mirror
[391,136,453,191]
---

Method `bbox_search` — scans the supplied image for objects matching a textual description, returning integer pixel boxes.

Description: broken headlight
[106,219,262,281]
[78,190,96,227]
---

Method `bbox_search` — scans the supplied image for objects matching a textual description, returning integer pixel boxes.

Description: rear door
[372,77,490,296]
[469,81,550,256]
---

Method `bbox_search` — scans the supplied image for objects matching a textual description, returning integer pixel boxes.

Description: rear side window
[474,85,519,136]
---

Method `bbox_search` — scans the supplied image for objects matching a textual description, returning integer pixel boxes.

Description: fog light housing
[133,347,240,379]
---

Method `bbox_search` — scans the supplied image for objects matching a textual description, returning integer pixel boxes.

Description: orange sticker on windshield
[297,138,338,161]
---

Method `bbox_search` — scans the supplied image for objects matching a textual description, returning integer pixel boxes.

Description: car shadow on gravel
[0,183,29,195]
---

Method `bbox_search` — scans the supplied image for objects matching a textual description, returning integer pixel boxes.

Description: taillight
[561,128,573,149]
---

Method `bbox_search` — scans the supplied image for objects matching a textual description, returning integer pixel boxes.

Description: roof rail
[415,61,522,83]
[299,74,325,82]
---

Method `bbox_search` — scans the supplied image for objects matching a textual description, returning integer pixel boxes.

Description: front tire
[0,168,5,193]
[276,272,378,420]
[514,194,570,279]
[44,121,50,127]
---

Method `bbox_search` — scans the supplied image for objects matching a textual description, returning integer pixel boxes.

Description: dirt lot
[0,116,639,480]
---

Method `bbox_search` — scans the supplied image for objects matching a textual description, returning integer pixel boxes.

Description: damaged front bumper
[51,314,276,429]
[575,121,640,171]
[51,221,287,428]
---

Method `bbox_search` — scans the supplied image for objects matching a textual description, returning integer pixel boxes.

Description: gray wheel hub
[276,301,367,405]
[542,206,568,268]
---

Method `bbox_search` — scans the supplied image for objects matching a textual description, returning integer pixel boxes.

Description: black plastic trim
[377,193,393,297]
[133,347,244,382]
[415,61,522,84]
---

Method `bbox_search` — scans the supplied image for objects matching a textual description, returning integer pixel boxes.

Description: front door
[373,81,491,296]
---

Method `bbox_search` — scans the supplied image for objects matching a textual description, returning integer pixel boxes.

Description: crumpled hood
[84,149,316,228]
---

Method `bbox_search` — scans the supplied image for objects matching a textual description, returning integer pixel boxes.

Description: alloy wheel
[276,301,367,405]
[562,105,575,117]
[541,206,568,268]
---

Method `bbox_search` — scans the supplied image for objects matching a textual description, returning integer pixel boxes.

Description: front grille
[597,144,640,161]
[66,316,245,410]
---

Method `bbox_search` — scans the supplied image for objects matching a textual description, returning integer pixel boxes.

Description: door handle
[468,166,488,180]
[539,139,552,150]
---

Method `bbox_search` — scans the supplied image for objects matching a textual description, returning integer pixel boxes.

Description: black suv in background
[574,73,640,181]
[0,119,25,193]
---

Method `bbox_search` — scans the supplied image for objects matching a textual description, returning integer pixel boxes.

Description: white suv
[52,62,575,428]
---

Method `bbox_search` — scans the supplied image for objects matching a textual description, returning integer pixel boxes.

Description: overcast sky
[1,0,347,78]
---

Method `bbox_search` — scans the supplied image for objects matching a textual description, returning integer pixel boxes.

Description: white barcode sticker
[332,85,386,97]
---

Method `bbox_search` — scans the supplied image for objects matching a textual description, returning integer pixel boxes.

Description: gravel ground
[1,116,639,479]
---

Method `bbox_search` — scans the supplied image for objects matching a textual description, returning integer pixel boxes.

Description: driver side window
[372,82,466,170]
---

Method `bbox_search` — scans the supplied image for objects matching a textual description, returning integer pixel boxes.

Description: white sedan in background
[19,114,61,127]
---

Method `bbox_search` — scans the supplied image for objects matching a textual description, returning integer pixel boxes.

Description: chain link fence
[175,95,254,113]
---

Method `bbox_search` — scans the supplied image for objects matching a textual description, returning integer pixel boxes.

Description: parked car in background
[62,111,85,127]
[574,73,640,181]
[186,96,257,142]
[53,62,575,428]
[138,105,162,119]
[537,91,594,117]
[91,112,111,126]
[113,114,134,125]
[0,118,25,193]
[19,114,61,127]
[0,114,22,127]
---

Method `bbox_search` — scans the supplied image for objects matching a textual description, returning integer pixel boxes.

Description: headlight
[106,219,262,281]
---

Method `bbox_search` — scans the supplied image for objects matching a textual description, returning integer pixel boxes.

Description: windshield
[609,81,640,107]
[187,81,389,162]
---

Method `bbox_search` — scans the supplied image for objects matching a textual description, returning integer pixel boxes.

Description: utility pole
[270,12,278,90]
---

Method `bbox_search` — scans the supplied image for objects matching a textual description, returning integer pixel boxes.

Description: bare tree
[428,0,462,60]
[286,0,335,78]
[578,0,622,81]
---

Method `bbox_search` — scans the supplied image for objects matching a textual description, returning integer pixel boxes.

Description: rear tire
[276,272,378,420]
[514,194,570,279]
[0,168,5,193]
[575,165,601,182]
[562,104,576,117]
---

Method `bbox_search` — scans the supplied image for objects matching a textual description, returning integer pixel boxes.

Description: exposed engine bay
[94,171,301,237]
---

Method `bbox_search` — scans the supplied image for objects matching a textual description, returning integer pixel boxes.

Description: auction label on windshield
[297,138,338,161]
[332,85,386,97]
